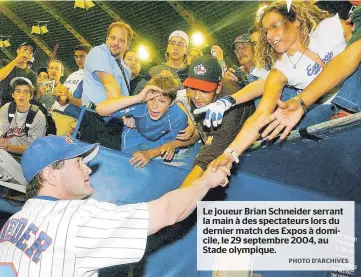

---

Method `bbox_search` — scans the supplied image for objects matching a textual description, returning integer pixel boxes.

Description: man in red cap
[180,56,254,187]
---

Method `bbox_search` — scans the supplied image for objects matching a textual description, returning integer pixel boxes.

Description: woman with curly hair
[195,1,353,171]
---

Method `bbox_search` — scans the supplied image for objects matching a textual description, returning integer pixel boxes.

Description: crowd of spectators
[0,0,360,177]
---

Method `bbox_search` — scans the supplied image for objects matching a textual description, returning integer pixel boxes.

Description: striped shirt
[0,198,149,277]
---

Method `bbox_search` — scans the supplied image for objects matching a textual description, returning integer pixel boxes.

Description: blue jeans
[332,63,361,113]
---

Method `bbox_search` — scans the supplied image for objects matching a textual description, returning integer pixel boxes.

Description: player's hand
[129,151,151,168]
[160,143,176,161]
[259,98,305,141]
[14,51,31,64]
[176,124,195,141]
[122,117,136,128]
[203,165,231,189]
[208,153,234,173]
[224,68,239,83]
[0,138,9,151]
[193,96,236,128]
[138,85,163,103]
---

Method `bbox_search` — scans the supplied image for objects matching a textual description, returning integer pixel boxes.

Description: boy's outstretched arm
[96,85,162,116]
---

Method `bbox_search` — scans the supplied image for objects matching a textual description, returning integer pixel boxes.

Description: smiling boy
[0,78,46,155]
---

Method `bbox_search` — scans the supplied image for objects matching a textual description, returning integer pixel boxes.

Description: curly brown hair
[254,1,330,69]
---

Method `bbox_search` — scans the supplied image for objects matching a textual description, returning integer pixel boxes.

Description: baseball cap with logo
[348,4,361,45]
[18,41,37,54]
[168,30,189,47]
[231,33,251,51]
[21,136,99,182]
[183,56,222,92]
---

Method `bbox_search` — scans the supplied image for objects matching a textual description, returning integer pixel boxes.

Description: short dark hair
[74,44,91,54]
[12,79,34,96]
[37,67,48,76]
[26,160,64,199]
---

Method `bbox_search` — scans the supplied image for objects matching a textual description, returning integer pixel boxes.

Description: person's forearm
[144,147,162,159]
[0,59,17,81]
[7,144,27,155]
[96,95,141,116]
[180,165,204,188]
[69,97,82,107]
[163,177,209,223]
[232,79,265,104]
[174,130,200,148]
[227,112,262,155]
[300,41,361,107]
[147,176,210,235]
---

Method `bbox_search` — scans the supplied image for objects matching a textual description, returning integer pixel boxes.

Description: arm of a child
[96,85,162,116]
[142,129,200,163]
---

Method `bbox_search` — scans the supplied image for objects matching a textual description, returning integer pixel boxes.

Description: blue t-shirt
[82,43,131,106]
[112,103,188,151]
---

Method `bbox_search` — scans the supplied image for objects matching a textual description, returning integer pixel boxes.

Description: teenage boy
[0,78,46,155]
[180,56,254,187]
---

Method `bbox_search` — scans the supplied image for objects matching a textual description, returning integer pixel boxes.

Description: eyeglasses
[261,19,287,37]
[168,40,186,48]
[233,42,250,54]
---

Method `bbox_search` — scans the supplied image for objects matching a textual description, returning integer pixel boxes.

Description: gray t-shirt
[0,103,46,146]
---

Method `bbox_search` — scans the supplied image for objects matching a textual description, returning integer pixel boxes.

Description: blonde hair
[107,21,134,47]
[254,1,330,69]
[148,70,180,102]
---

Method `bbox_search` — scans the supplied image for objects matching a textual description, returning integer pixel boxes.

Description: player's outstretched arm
[147,166,230,235]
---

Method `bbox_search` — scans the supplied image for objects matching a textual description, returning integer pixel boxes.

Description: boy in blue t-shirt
[96,71,198,167]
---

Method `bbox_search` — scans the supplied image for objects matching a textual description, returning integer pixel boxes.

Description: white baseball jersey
[0,196,149,277]
[63,69,84,95]
[274,14,346,102]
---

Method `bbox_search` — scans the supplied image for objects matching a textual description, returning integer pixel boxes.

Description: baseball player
[0,136,230,277]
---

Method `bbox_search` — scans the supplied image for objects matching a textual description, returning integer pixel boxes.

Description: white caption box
[197,201,355,271]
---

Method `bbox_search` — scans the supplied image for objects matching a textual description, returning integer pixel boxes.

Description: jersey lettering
[0,219,52,264]
[306,51,333,76]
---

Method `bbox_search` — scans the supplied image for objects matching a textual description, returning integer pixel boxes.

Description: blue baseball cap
[21,136,99,182]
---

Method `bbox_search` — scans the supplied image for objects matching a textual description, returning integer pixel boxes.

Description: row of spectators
[0,1,360,188]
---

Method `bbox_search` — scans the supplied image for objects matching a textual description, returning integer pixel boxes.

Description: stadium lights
[74,0,95,10]
[191,32,205,47]
[137,45,150,61]
[0,36,11,48]
[31,21,49,35]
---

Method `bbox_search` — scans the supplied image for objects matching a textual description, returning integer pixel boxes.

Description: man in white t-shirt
[0,135,230,277]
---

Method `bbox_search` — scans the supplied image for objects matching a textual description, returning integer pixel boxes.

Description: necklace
[287,50,305,69]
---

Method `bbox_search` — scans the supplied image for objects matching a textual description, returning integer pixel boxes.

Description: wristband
[224,148,240,164]
[224,95,236,106]
[294,96,307,113]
